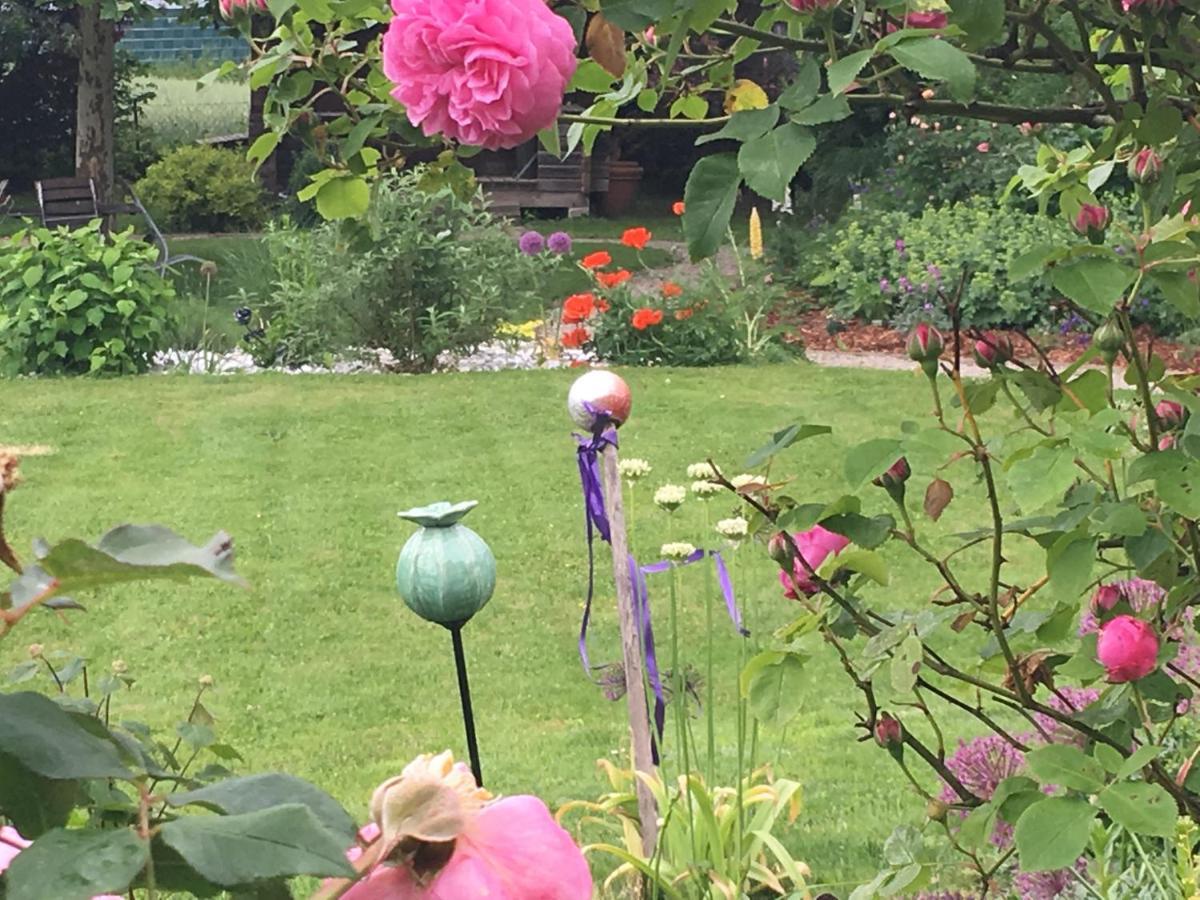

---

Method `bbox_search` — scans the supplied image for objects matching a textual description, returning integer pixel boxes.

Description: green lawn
[140,76,249,145]
[0,365,1021,891]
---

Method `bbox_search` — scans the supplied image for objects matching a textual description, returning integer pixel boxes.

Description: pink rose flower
[976,141,990,153]
[779,525,850,599]
[1155,399,1184,428]
[381,0,578,150]
[218,0,266,17]
[1097,615,1159,683]
[904,10,949,28]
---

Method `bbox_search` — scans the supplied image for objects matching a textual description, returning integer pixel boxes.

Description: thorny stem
[0,492,21,574]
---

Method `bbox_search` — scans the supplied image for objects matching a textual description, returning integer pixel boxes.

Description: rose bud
[874,712,902,747]
[972,332,1013,369]
[1092,318,1124,365]
[926,799,950,822]
[1090,584,1122,616]
[767,532,793,568]
[1097,615,1159,683]
[1155,399,1185,429]
[873,458,911,504]
[906,323,944,378]
[1128,147,1163,186]
[1159,434,1178,451]
[1073,203,1111,242]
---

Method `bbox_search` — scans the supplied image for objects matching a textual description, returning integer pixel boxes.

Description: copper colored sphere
[567,370,632,430]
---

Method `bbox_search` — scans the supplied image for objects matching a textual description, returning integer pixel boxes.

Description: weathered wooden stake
[599,443,659,856]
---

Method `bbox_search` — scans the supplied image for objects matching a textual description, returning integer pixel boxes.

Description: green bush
[244,169,554,370]
[788,199,1070,330]
[135,145,268,233]
[587,285,748,367]
[0,221,175,375]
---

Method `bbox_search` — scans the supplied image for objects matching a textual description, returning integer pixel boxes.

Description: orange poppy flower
[675,307,694,320]
[580,251,612,270]
[621,227,652,250]
[631,308,664,330]
[596,269,632,289]
[561,327,590,348]
[596,297,611,312]
[661,281,683,298]
[562,293,596,324]
[672,201,685,216]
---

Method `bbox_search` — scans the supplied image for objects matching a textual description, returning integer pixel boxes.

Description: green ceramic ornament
[396,500,496,627]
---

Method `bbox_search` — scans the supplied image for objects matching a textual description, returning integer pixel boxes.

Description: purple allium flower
[1013,858,1089,900]
[1032,687,1100,745]
[927,264,942,281]
[546,231,572,254]
[899,276,913,293]
[879,278,891,293]
[922,302,933,311]
[895,238,907,256]
[941,734,1026,805]
[518,230,546,255]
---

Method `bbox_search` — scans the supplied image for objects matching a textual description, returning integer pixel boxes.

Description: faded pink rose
[1097,615,1159,683]
[343,796,591,899]
[779,525,850,599]
[381,0,578,150]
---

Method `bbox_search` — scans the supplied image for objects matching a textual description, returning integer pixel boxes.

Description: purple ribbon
[574,423,617,675]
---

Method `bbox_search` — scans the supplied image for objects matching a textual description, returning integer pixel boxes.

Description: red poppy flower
[596,297,611,312]
[561,327,590,348]
[562,293,596,324]
[596,270,632,289]
[580,251,612,270]
[620,227,652,250]
[631,308,664,330]
[661,281,683,298]
[674,307,694,320]
[672,201,685,216]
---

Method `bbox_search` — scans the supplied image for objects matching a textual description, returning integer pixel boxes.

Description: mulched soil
[779,307,1200,374]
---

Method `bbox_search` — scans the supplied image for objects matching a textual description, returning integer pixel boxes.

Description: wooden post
[598,443,658,857]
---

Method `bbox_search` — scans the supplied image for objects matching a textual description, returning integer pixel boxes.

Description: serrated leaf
[844,438,904,488]
[1051,258,1135,315]
[738,123,815,204]
[1097,782,1175,837]
[890,634,922,693]
[695,106,780,146]
[1025,744,1106,792]
[790,94,852,125]
[1013,797,1096,872]
[167,774,357,842]
[315,176,369,220]
[888,38,976,102]
[949,0,1004,49]
[724,78,769,113]
[745,422,831,467]
[5,827,148,900]
[827,50,873,95]
[778,57,820,110]
[0,692,131,779]
[683,154,741,261]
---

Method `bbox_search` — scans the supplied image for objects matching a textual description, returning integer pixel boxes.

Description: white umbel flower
[661,542,698,561]
[715,516,749,541]
[687,462,716,480]
[653,484,687,511]
[691,480,722,497]
[618,458,652,481]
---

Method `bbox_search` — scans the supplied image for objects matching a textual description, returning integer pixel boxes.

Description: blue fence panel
[119,8,249,62]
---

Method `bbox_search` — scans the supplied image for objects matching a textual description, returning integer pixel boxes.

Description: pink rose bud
[1073,203,1111,239]
[976,142,990,153]
[874,712,903,747]
[905,10,948,27]
[1159,434,1178,451]
[906,323,944,377]
[1155,399,1185,428]
[972,332,1013,368]
[1090,584,1122,615]
[1128,147,1163,185]
[873,457,911,490]
[1096,615,1159,683]
[767,532,793,568]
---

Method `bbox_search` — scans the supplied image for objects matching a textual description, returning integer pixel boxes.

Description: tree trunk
[76,1,115,204]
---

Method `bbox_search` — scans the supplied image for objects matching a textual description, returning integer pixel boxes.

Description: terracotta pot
[601,160,643,217]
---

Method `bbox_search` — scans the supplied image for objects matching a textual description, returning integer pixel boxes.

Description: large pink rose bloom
[381,0,578,150]
[1097,615,1159,683]
[779,525,850,599]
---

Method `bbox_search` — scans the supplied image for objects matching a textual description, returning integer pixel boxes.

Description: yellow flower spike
[749,207,764,260]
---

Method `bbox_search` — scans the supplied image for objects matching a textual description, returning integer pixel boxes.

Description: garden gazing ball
[1096,615,1159,682]
[567,370,632,430]
[396,501,496,627]
[381,0,578,151]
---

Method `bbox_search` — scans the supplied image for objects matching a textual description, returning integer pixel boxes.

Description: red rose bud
[906,324,944,378]
[1097,615,1159,683]
[1092,318,1124,365]
[972,332,1013,369]
[1073,203,1111,241]
[767,532,793,568]
[1155,399,1185,428]
[1128,147,1163,186]
[1090,583,1122,615]
[1159,433,1178,451]
[874,713,903,759]
[873,457,911,489]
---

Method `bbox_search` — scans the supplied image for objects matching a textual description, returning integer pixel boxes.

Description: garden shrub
[135,145,268,233]
[791,199,1070,330]
[243,169,554,370]
[0,221,174,375]
[586,286,747,367]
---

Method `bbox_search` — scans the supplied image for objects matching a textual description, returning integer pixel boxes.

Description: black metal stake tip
[449,623,482,787]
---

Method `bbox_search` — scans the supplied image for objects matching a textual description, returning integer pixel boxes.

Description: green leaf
[949,0,1005,49]
[1009,244,1060,282]
[742,651,807,728]
[683,153,741,261]
[22,265,43,288]
[0,753,78,837]
[598,0,673,30]
[167,774,357,842]
[1046,532,1096,603]
[778,57,820,110]
[827,50,873,95]
[1115,744,1163,779]
[1013,797,1097,872]
[5,827,148,900]
[960,379,999,415]
[821,548,889,587]
[1137,103,1184,145]
[890,634,922,693]
[1097,782,1175,837]
[1024,744,1106,792]
[822,513,895,549]
[1150,270,1200,318]
[745,422,831,467]
[888,38,976,102]
[158,805,356,886]
[790,95,852,125]
[1092,743,1123,775]
[1007,445,1077,512]
[0,692,131,780]
[844,438,904,488]
[695,106,780,145]
[737,123,815,204]
[315,176,370,220]
[1051,259,1135,315]
[569,58,617,93]
[247,131,282,166]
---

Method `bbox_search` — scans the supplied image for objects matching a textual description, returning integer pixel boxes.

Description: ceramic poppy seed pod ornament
[396,501,496,627]
[568,370,632,431]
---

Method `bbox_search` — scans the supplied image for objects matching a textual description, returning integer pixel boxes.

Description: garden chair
[114,180,205,276]
[0,179,9,214]
[35,177,100,228]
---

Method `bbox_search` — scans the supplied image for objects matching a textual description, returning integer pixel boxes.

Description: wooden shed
[470,121,606,218]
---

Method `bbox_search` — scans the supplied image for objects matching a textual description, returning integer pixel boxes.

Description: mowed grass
[139,76,249,145]
[0,365,1022,890]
